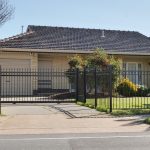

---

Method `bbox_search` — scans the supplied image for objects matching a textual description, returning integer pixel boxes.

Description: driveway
[0,103,150,134]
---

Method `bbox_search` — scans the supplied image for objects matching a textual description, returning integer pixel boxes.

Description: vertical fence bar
[94,68,97,108]
[76,68,79,102]
[83,67,86,103]
[109,65,113,113]
[0,65,1,114]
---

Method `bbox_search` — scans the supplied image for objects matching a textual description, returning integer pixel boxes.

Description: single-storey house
[0,25,150,95]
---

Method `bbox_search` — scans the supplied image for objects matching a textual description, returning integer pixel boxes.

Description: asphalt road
[0,133,150,150]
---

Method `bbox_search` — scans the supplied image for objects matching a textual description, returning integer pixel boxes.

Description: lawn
[86,97,150,110]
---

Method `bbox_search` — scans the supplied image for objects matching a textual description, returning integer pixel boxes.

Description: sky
[0,0,150,39]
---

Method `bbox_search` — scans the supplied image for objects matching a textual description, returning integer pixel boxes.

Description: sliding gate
[0,67,76,103]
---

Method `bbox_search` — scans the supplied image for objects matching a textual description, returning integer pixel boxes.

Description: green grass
[86,97,150,110]
[144,117,150,124]
[77,97,150,115]
[112,109,150,116]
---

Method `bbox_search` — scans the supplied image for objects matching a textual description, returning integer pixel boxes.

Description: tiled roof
[0,25,150,54]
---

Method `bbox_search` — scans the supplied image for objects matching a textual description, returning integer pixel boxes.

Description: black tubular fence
[0,65,150,113]
[0,67,77,104]
[76,66,150,112]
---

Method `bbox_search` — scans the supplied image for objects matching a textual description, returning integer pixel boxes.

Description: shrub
[136,85,150,97]
[117,78,138,97]
[67,49,121,93]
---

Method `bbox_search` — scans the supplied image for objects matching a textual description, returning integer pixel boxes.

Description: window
[138,64,142,85]
[122,62,142,84]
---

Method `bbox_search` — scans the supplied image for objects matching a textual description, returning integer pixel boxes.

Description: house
[0,25,150,96]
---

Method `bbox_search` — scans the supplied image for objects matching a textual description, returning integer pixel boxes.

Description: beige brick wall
[0,51,38,69]
[0,51,150,92]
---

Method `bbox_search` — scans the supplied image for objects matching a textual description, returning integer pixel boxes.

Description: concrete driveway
[0,103,150,134]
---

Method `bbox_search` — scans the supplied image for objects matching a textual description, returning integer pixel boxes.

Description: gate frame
[0,66,76,104]
[76,66,113,112]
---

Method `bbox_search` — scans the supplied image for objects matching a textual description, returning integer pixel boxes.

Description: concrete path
[0,103,150,134]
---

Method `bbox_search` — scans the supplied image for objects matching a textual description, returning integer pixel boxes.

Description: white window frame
[126,62,142,71]
[123,62,143,84]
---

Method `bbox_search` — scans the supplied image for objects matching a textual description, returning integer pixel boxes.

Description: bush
[67,49,121,94]
[136,85,150,97]
[117,79,150,97]
[117,78,138,97]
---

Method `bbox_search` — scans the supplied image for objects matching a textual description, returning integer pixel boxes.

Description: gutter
[0,48,150,56]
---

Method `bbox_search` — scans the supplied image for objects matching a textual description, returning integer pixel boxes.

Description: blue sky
[0,0,150,39]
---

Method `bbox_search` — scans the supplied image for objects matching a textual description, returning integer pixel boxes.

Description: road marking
[0,135,150,141]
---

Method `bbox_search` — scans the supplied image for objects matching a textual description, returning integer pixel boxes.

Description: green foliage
[66,55,85,90]
[117,78,138,97]
[136,85,150,97]
[96,106,108,112]
[84,103,89,107]
[68,55,85,69]
[112,109,150,116]
[87,49,109,67]
[144,117,150,124]
[76,101,95,109]
[88,104,95,109]
[117,79,150,97]
[76,101,85,106]
[67,48,121,93]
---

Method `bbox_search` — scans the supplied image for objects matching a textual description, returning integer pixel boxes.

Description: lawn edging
[111,109,150,116]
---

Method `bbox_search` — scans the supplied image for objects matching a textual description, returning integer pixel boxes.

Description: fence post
[0,65,1,114]
[94,68,97,108]
[109,65,113,113]
[76,68,79,102]
[83,67,86,103]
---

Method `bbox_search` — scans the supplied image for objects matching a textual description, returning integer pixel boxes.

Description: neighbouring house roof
[0,25,150,55]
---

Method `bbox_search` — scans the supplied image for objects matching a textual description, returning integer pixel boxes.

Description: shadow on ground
[48,104,110,119]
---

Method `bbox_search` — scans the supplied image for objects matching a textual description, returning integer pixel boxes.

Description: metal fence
[0,65,150,113]
[76,67,150,112]
[0,66,76,103]
[76,67,113,112]
[112,70,150,110]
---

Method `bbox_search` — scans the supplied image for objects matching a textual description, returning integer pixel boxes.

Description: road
[0,133,150,150]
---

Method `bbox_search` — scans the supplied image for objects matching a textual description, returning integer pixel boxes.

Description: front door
[38,60,52,92]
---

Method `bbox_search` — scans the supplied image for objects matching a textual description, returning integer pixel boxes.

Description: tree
[66,48,121,94]
[0,0,14,26]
